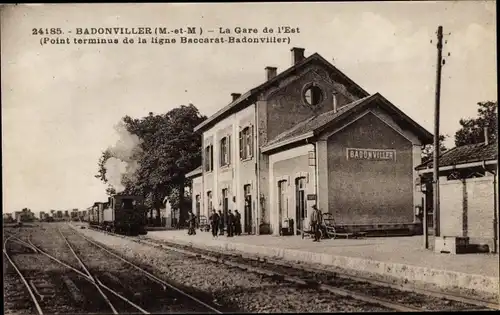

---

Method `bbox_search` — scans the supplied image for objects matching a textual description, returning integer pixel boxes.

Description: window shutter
[205,147,209,171]
[210,145,213,170]
[203,147,206,171]
[220,140,223,167]
[239,130,243,159]
[250,125,254,157]
[228,135,231,165]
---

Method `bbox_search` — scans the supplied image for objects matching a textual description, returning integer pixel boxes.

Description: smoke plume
[104,121,143,193]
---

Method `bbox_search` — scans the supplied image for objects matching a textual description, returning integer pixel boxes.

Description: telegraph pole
[432,26,444,241]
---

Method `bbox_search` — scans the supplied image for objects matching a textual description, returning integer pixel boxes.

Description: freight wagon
[89,195,147,236]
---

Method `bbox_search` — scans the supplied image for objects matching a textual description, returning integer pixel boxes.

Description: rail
[3,235,44,315]
[57,228,118,314]
[24,233,150,313]
[74,230,223,314]
[85,224,500,311]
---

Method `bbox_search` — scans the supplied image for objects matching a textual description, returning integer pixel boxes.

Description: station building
[187,47,433,236]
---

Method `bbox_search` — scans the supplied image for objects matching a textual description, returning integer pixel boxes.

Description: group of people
[208,209,242,238]
[186,204,324,242]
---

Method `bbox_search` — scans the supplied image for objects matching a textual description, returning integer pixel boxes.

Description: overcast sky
[1,2,496,214]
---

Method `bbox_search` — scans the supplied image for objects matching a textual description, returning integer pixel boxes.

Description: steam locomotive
[89,194,147,236]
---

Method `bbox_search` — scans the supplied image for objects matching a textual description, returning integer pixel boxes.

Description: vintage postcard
[2,2,498,314]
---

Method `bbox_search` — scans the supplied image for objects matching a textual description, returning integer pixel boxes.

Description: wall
[269,144,316,236]
[369,107,423,213]
[191,175,202,217]
[440,174,497,250]
[326,110,415,225]
[439,177,464,236]
[201,103,257,233]
[264,61,359,141]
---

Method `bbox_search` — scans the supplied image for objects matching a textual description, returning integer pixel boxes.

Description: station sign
[307,194,317,200]
[346,148,396,161]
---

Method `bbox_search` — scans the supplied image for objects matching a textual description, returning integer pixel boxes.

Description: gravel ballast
[72,225,390,312]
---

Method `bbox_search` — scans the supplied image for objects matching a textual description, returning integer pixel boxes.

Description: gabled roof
[415,142,498,171]
[186,165,202,178]
[261,93,433,153]
[194,52,370,133]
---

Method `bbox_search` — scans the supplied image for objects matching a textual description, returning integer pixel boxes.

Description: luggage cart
[322,213,367,239]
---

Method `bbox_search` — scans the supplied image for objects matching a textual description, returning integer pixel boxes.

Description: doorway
[295,177,307,234]
[195,194,200,227]
[222,188,229,229]
[278,180,288,232]
[244,184,252,234]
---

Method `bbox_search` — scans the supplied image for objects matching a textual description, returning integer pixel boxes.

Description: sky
[1,2,497,214]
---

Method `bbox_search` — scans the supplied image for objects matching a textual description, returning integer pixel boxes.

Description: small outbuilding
[416,139,498,253]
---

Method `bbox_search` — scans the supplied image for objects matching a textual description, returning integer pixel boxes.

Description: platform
[146,230,499,298]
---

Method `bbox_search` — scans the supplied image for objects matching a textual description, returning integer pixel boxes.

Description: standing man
[227,209,235,237]
[234,210,242,236]
[187,211,197,235]
[209,210,220,238]
[218,210,225,236]
[310,205,323,242]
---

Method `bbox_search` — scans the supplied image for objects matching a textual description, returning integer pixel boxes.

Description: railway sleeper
[28,279,56,301]
[61,275,85,304]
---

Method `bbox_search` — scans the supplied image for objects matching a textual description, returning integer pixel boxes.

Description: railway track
[3,235,43,315]
[84,225,499,312]
[3,227,223,314]
[55,227,223,314]
[4,233,116,315]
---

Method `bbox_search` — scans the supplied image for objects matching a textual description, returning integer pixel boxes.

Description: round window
[303,84,323,106]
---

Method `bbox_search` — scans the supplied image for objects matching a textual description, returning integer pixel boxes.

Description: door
[195,194,201,227]
[295,177,306,234]
[222,188,229,229]
[244,184,252,234]
[278,180,288,233]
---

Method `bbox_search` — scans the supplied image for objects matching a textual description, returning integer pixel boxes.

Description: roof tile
[416,142,497,170]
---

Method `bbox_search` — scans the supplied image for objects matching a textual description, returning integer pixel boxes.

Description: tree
[421,134,448,163]
[454,101,497,146]
[96,104,206,225]
[95,149,118,196]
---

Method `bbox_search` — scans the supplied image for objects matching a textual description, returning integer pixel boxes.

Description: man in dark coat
[209,210,220,238]
[310,205,323,242]
[187,211,197,235]
[218,210,225,236]
[227,210,234,237]
[234,210,242,236]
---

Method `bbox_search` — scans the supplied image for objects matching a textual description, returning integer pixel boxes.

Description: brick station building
[187,47,433,236]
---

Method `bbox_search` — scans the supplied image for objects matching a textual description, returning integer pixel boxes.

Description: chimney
[231,93,241,101]
[291,47,305,65]
[265,66,277,81]
[484,127,489,145]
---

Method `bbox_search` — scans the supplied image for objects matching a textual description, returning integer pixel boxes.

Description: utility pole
[432,25,444,242]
